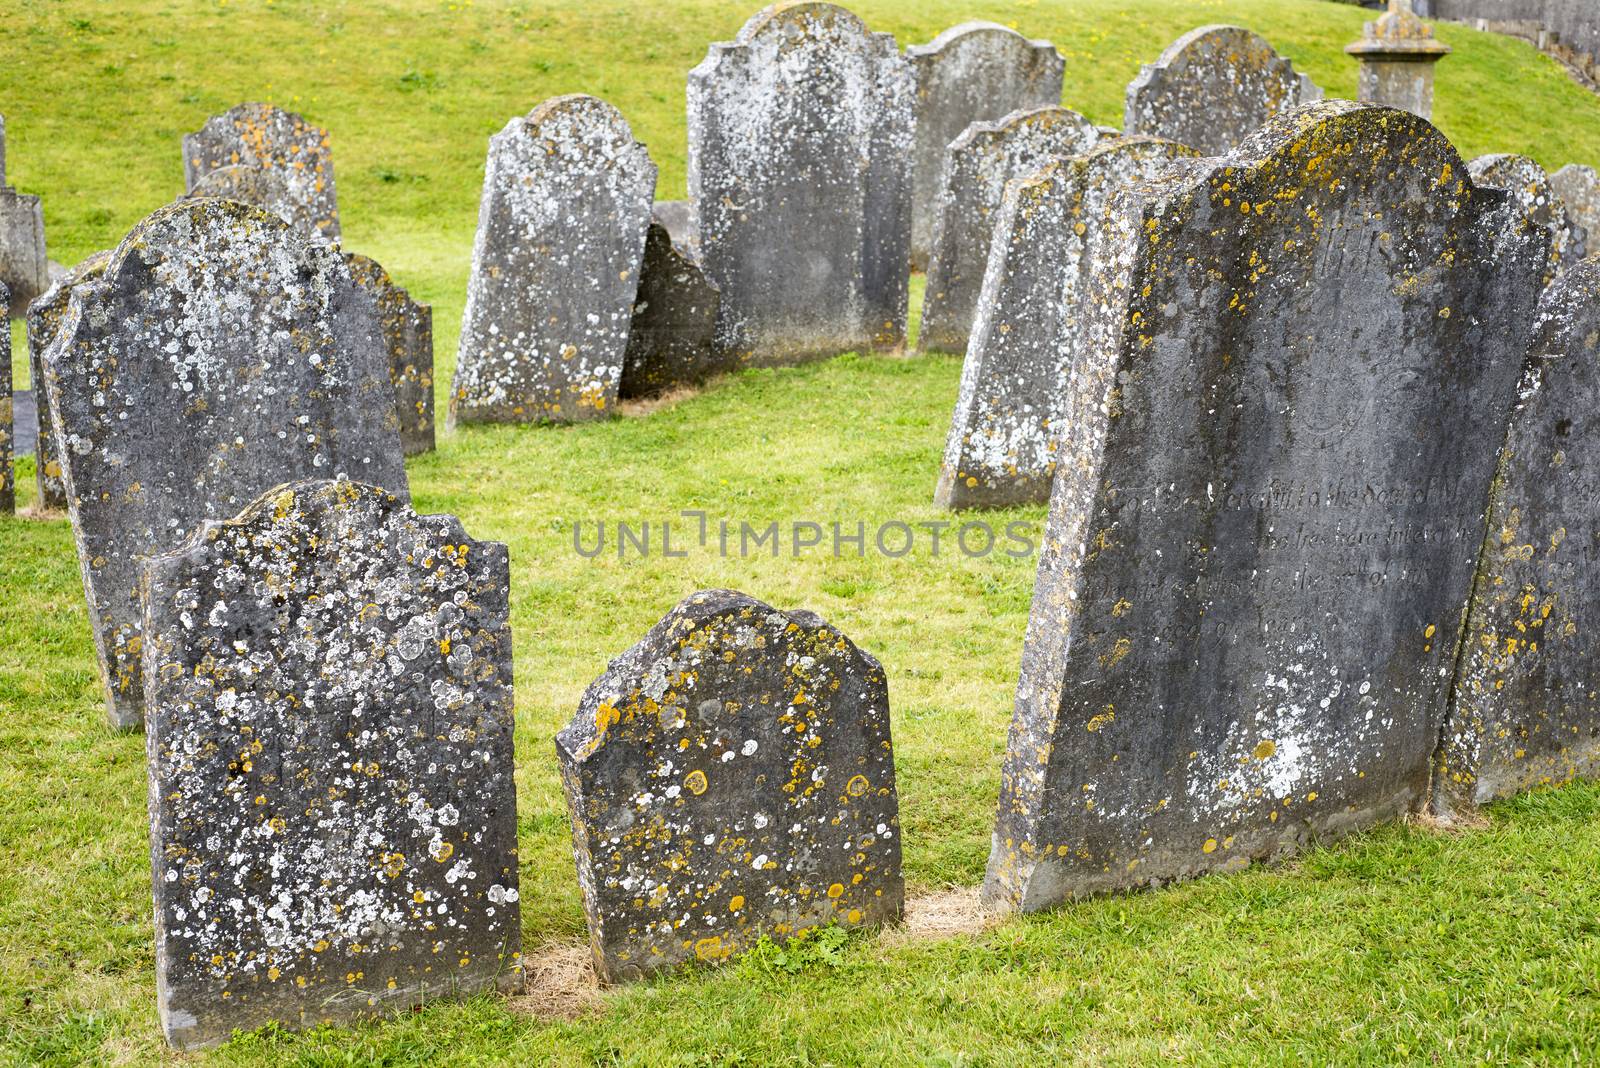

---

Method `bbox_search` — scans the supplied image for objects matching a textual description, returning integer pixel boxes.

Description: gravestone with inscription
[42,200,407,730]
[143,478,520,1050]
[1551,164,1600,246]
[558,588,903,982]
[937,137,1197,510]
[0,115,48,316]
[1,281,10,514]
[1470,154,1587,281]
[451,95,655,426]
[183,103,341,243]
[689,2,914,364]
[25,250,111,511]
[905,22,1065,271]
[345,253,435,455]
[984,101,1548,913]
[619,219,725,399]
[917,105,1101,355]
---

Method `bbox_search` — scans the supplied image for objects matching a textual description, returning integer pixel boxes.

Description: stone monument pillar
[1346,0,1452,121]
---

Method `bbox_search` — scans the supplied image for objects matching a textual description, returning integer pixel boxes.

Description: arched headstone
[344,253,435,456]
[1471,154,1588,282]
[24,249,112,511]
[183,103,341,243]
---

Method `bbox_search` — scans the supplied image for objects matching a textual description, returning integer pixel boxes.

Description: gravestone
[25,250,112,511]
[0,115,48,316]
[1469,154,1587,281]
[451,94,656,426]
[1346,0,1452,122]
[619,219,725,399]
[937,137,1197,510]
[1551,164,1600,245]
[345,253,435,456]
[983,101,1548,913]
[1125,26,1321,156]
[689,2,914,365]
[905,22,1065,271]
[183,103,341,244]
[42,199,407,730]
[1,281,10,514]
[187,165,318,241]
[558,588,903,982]
[1435,259,1600,817]
[142,478,520,1050]
[652,199,698,254]
[917,105,1101,355]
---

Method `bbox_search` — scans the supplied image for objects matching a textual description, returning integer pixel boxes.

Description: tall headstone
[916,105,1101,355]
[0,115,48,317]
[24,250,112,512]
[1551,164,1600,244]
[936,137,1197,511]
[558,589,903,982]
[689,2,914,365]
[1346,0,1452,121]
[1469,154,1587,281]
[183,103,341,244]
[984,101,1548,913]
[1,281,11,515]
[1125,26,1321,156]
[450,95,656,426]
[143,478,520,1050]
[905,22,1065,271]
[42,200,408,730]
[344,253,435,456]
[619,219,726,399]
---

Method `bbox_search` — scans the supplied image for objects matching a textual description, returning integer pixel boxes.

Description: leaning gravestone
[0,115,48,316]
[183,103,341,244]
[689,2,914,364]
[936,137,1197,510]
[451,94,656,426]
[905,22,1065,271]
[983,101,1549,913]
[558,588,903,982]
[25,250,112,512]
[1435,259,1600,818]
[1125,26,1321,156]
[142,478,520,1050]
[619,218,725,399]
[1,281,10,514]
[917,105,1101,355]
[42,199,407,730]
[1470,154,1588,281]
[1551,164,1600,247]
[345,253,435,456]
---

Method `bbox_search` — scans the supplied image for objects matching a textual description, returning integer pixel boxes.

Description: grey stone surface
[25,249,112,512]
[558,588,903,982]
[619,220,725,399]
[42,199,408,730]
[142,478,519,1050]
[1125,26,1320,155]
[1469,153,1587,281]
[652,199,699,254]
[688,2,914,365]
[1551,164,1600,253]
[1346,1,1452,121]
[937,137,1197,510]
[905,22,1065,271]
[916,105,1101,355]
[451,94,655,426]
[983,101,1548,913]
[345,253,435,456]
[1,281,10,515]
[0,115,48,317]
[13,390,32,458]
[183,103,341,243]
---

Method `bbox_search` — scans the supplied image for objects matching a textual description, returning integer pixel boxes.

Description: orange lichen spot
[1202,838,1218,854]
[1252,739,1277,760]
[827,883,844,899]
[846,775,870,797]
[728,895,745,912]
[684,770,709,796]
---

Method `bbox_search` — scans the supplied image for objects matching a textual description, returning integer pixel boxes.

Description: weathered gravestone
[142,478,520,1050]
[1435,258,1600,818]
[183,103,341,243]
[652,199,698,254]
[0,115,48,316]
[689,2,914,365]
[937,137,1197,511]
[917,105,1101,355]
[619,219,725,399]
[1551,164,1600,244]
[1,281,10,515]
[450,94,656,426]
[345,253,435,456]
[905,22,1065,271]
[42,199,408,730]
[557,588,903,982]
[1125,26,1321,156]
[1469,154,1587,281]
[25,250,111,512]
[983,101,1549,912]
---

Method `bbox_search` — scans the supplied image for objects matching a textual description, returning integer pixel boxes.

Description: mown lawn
[2,1,1599,1064]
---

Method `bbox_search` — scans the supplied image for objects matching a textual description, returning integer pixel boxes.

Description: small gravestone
[689,2,914,365]
[905,22,1065,271]
[937,137,1196,510]
[42,199,407,730]
[0,115,48,316]
[25,250,111,512]
[451,94,656,426]
[1,281,10,514]
[558,588,903,982]
[619,219,724,399]
[1551,164,1600,245]
[345,254,435,456]
[651,199,698,254]
[183,103,341,244]
[1470,155,1587,282]
[1436,259,1600,817]
[142,478,520,1050]
[984,102,1548,912]
[917,105,1101,355]
[1125,26,1320,155]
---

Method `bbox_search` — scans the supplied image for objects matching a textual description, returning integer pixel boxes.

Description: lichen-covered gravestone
[1435,259,1600,818]
[183,103,341,243]
[905,22,1065,271]
[619,219,725,399]
[0,115,48,316]
[1470,154,1588,282]
[936,137,1197,510]
[345,253,435,456]
[557,589,903,982]
[689,2,914,365]
[1551,164,1600,247]
[186,165,310,239]
[24,250,111,512]
[917,105,1101,355]
[1125,26,1321,156]
[984,101,1548,912]
[142,478,520,1050]
[1,281,11,514]
[450,95,656,426]
[42,200,408,730]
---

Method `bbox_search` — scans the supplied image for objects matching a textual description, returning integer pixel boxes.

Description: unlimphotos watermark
[571,511,1039,559]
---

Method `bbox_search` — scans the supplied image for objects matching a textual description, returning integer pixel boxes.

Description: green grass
[3,0,1600,1063]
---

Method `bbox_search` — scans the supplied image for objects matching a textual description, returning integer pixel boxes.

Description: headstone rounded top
[947,103,1097,157]
[521,92,640,140]
[1147,24,1296,75]
[907,20,1055,56]
[735,1,871,44]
